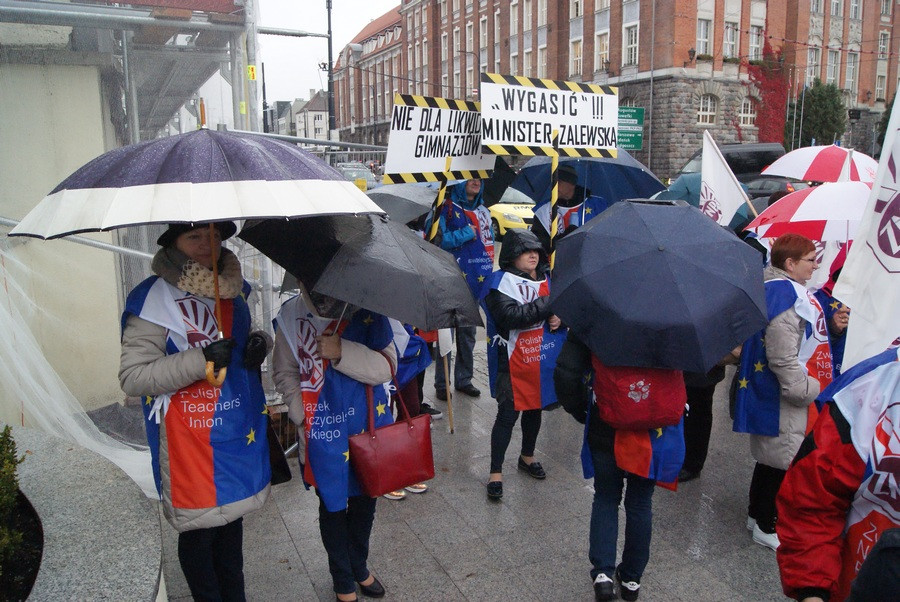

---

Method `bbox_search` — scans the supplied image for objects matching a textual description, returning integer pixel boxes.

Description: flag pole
[444,353,454,434]
[549,130,560,271]
[427,156,454,243]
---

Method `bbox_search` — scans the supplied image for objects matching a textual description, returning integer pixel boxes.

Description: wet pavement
[161,344,785,601]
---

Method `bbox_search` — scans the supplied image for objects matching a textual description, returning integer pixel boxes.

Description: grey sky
[258,0,399,103]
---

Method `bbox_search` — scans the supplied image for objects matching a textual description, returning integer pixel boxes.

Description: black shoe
[455,384,481,397]
[593,573,616,601]
[616,568,640,601]
[486,481,503,500]
[434,389,448,401]
[357,576,385,598]
[518,457,546,479]
[420,403,443,419]
[678,468,700,482]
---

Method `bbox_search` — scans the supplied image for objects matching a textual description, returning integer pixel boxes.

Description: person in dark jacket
[482,229,560,500]
[531,163,612,253]
[555,334,685,602]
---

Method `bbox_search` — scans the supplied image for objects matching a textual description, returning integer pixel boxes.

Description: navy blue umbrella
[510,150,666,205]
[550,199,767,372]
[10,128,382,239]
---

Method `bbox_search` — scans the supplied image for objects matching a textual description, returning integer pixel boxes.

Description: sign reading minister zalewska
[479,73,618,157]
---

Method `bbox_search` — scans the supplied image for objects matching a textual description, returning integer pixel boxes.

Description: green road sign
[618,107,644,151]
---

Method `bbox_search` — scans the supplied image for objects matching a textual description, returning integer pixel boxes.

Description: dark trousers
[434,326,476,391]
[682,383,716,474]
[748,462,787,533]
[177,518,245,602]
[489,377,542,473]
[393,378,421,417]
[318,493,377,594]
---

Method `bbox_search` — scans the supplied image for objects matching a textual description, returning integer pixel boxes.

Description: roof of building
[334,5,401,70]
[301,90,328,112]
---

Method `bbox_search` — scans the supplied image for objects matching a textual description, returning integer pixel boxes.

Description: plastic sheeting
[0,243,156,498]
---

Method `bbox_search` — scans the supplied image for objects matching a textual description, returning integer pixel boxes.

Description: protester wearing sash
[481,229,560,501]
[424,178,493,400]
[272,290,396,602]
[531,163,612,254]
[733,233,833,551]
[776,347,900,602]
[119,222,272,601]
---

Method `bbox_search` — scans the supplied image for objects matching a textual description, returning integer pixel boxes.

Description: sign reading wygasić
[479,73,618,157]
[382,94,495,184]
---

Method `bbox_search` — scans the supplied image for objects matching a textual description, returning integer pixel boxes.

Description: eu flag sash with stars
[442,199,495,298]
[123,276,270,511]
[733,278,833,437]
[482,270,565,410]
[533,195,612,235]
[274,297,393,511]
[814,289,847,377]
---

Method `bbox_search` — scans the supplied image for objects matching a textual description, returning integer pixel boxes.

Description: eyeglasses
[798,257,820,266]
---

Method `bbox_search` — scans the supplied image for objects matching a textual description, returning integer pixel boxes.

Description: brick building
[334,1,895,179]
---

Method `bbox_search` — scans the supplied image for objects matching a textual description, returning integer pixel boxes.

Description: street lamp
[683,47,696,67]
[459,48,481,100]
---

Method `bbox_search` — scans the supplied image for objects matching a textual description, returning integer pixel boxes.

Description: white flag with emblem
[832,101,900,370]
[699,130,751,226]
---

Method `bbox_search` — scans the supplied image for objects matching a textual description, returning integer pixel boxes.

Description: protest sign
[382,94,495,184]
[479,73,618,157]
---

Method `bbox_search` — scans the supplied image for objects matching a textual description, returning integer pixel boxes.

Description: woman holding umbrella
[482,229,560,500]
[733,233,833,551]
[119,222,272,600]
[272,287,397,602]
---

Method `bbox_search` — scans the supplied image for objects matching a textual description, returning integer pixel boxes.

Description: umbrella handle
[205,362,227,386]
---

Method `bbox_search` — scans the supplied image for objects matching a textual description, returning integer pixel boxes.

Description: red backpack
[590,357,687,430]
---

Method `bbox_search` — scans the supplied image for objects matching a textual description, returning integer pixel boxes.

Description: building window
[452,0,459,12]
[441,0,447,19]
[880,32,889,58]
[441,33,448,62]
[524,0,532,26]
[571,0,582,18]
[723,21,738,58]
[882,0,891,16]
[697,19,711,55]
[538,0,547,26]
[524,48,533,77]
[620,97,636,107]
[849,0,860,19]
[466,67,474,96]
[422,40,428,66]
[826,49,840,85]
[845,52,858,93]
[595,31,610,69]
[495,54,501,73]
[876,75,886,100]
[442,73,449,94]
[510,52,519,75]
[698,94,717,124]
[510,1,519,34]
[454,70,461,97]
[831,0,842,17]
[811,0,822,12]
[466,22,473,51]
[749,25,762,61]
[494,9,500,41]
[570,39,582,76]
[624,25,639,66]
[480,17,487,48]
[807,47,821,83]
[453,27,460,52]
[597,0,610,10]
[538,45,547,77]
[739,98,757,126]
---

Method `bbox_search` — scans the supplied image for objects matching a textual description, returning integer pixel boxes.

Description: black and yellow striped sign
[479,72,619,157]
[382,93,495,183]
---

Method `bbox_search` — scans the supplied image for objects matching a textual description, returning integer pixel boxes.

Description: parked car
[337,164,379,191]
[675,142,786,183]
[743,176,810,200]
[489,187,535,240]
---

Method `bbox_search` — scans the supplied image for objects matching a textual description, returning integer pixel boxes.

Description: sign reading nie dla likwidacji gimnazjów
[382,94,495,184]
[479,73,618,157]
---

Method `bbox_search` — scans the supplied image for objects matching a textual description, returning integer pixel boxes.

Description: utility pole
[262,62,269,133]
[326,0,335,140]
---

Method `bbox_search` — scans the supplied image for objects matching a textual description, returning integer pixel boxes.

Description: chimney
[310,89,316,100]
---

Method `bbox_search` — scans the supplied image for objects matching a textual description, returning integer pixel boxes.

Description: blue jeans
[434,326,476,391]
[589,444,655,583]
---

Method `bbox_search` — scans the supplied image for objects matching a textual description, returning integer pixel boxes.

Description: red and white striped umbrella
[760,145,878,183]
[746,181,872,242]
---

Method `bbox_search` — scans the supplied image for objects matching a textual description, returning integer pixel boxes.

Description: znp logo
[699,182,722,222]
[627,380,651,403]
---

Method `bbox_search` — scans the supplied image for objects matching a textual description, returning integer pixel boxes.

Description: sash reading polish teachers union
[274,296,394,511]
[123,276,269,511]
[733,278,833,437]
[483,271,565,410]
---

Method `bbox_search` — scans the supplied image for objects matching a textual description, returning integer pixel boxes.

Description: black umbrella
[239,214,483,330]
[482,156,519,207]
[366,184,437,224]
[549,199,767,373]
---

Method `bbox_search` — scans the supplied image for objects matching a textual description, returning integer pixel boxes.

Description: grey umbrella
[240,214,483,330]
[366,184,437,225]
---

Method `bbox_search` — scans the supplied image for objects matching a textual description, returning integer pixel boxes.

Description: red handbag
[348,384,435,498]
